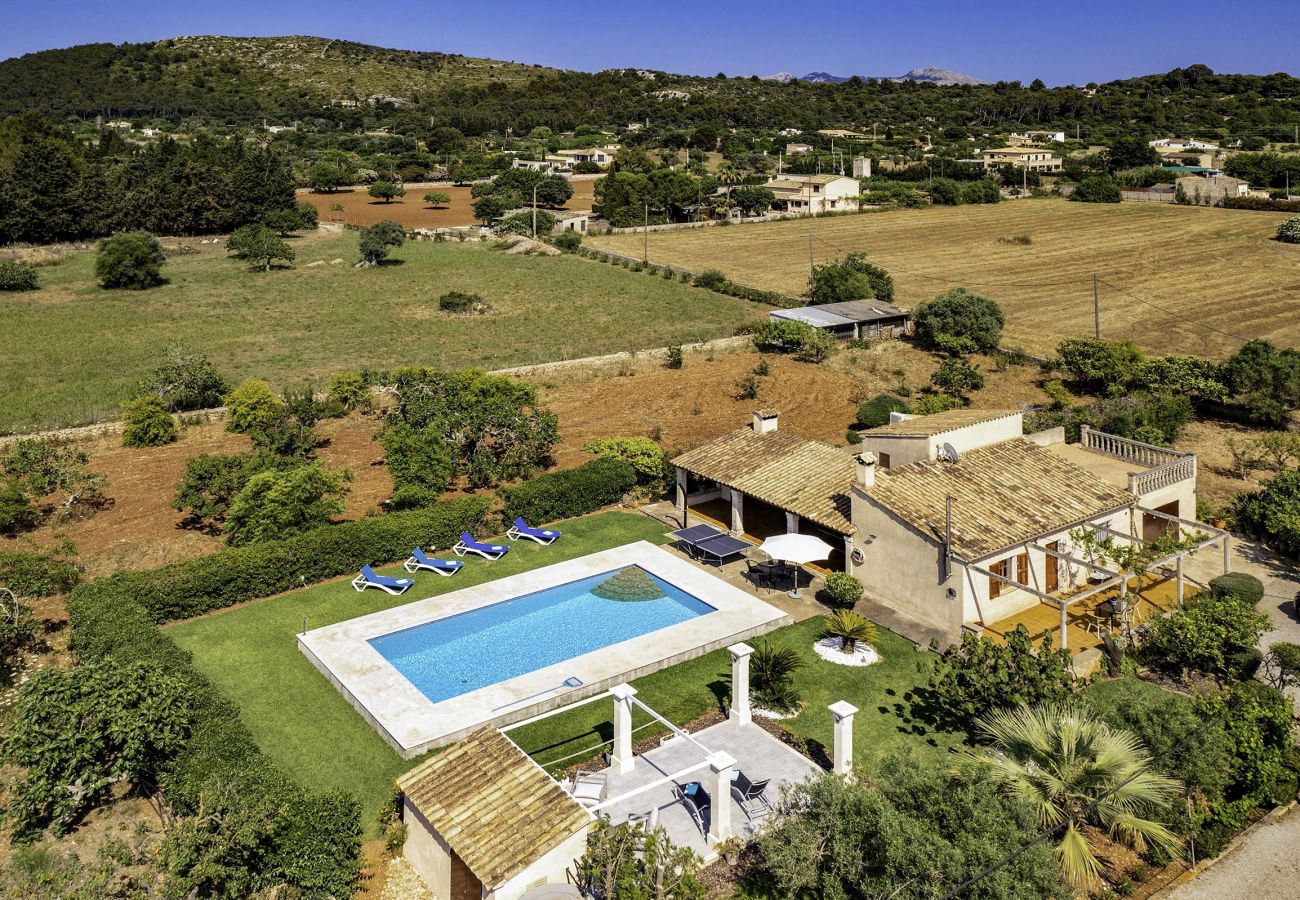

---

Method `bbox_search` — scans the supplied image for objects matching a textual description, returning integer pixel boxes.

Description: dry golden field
[590,200,1300,358]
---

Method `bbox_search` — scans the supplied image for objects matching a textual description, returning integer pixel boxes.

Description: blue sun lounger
[403,548,464,576]
[452,532,510,560]
[506,517,561,545]
[351,564,414,595]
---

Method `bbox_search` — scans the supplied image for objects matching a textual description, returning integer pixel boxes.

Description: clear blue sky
[3,1,1297,85]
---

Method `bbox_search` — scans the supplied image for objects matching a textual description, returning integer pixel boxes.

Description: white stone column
[610,683,638,775]
[675,468,688,527]
[707,751,736,848]
[828,701,858,777]
[728,643,754,727]
[843,535,856,577]
[730,490,744,536]
[784,511,799,534]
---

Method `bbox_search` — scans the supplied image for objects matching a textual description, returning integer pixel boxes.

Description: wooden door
[1045,542,1060,593]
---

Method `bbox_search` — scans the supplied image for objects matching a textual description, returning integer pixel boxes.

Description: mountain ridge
[761,67,985,86]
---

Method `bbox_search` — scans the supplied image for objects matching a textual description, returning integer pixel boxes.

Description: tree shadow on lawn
[880,685,973,748]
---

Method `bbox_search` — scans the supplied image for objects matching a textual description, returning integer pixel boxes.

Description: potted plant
[716,835,745,866]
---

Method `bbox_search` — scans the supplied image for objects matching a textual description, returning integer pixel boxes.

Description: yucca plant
[822,609,878,653]
[961,703,1182,889]
[750,640,804,713]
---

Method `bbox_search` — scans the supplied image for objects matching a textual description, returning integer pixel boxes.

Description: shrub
[1,661,194,838]
[1233,469,1300,558]
[576,820,706,900]
[1276,215,1300,243]
[438,290,484,312]
[0,481,40,536]
[554,229,582,251]
[928,626,1075,726]
[750,640,803,712]
[0,547,81,596]
[734,373,760,400]
[694,269,728,291]
[95,231,165,289]
[227,224,295,271]
[357,220,406,265]
[930,358,984,399]
[0,589,41,681]
[1070,175,1123,203]
[1139,592,1272,678]
[380,423,455,509]
[173,452,294,530]
[821,572,864,609]
[664,344,684,369]
[1209,572,1265,605]
[137,345,229,412]
[582,437,668,487]
[960,178,1001,204]
[499,458,636,526]
[911,392,963,414]
[327,371,370,412]
[856,393,910,428]
[224,379,283,434]
[496,210,557,236]
[0,259,39,291]
[822,609,876,651]
[1,438,106,511]
[1263,642,1300,692]
[1056,338,1147,395]
[912,287,1005,352]
[120,395,177,448]
[807,253,894,304]
[224,463,350,546]
[926,177,963,205]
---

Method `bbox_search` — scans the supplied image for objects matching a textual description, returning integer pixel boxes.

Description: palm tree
[822,609,877,653]
[750,640,803,691]
[961,704,1182,889]
[716,161,744,197]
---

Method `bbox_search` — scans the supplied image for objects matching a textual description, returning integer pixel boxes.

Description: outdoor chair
[676,781,711,836]
[745,560,774,592]
[351,565,414,596]
[452,532,510,560]
[403,548,463,576]
[507,517,561,545]
[567,769,608,810]
[730,771,771,820]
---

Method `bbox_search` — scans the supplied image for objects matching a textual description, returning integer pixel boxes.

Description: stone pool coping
[298,541,792,758]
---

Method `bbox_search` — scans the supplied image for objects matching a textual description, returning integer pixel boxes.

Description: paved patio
[590,719,822,857]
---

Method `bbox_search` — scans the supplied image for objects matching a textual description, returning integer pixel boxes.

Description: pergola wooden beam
[1028,542,1118,577]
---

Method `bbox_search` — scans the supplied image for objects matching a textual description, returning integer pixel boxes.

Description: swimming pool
[368,567,715,704]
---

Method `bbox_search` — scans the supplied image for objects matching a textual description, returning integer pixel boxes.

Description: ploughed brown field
[590,199,1300,359]
[296,177,597,229]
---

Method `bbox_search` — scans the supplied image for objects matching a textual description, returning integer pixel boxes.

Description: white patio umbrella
[757,533,834,599]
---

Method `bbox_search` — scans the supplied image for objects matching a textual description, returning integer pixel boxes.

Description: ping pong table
[669,524,754,565]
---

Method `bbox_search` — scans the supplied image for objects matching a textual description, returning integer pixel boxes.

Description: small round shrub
[0,259,39,291]
[821,572,864,609]
[327,372,370,412]
[438,290,484,313]
[224,379,283,434]
[694,269,728,291]
[1209,572,1264,605]
[0,481,40,536]
[857,393,910,428]
[1277,215,1300,244]
[121,395,178,448]
[554,229,582,252]
[95,231,166,289]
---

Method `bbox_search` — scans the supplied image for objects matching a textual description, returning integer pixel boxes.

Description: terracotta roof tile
[398,728,590,890]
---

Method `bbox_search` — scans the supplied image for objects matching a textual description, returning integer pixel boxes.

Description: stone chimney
[752,408,779,434]
[855,451,877,489]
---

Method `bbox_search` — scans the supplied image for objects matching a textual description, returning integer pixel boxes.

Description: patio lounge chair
[730,771,771,820]
[676,781,711,836]
[351,565,414,596]
[507,517,561,545]
[403,548,464,576]
[452,532,510,560]
[567,769,608,810]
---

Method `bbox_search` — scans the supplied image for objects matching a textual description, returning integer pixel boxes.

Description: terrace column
[610,684,638,775]
[828,700,859,778]
[784,511,799,534]
[844,535,856,577]
[1059,603,1068,651]
[675,468,688,528]
[730,490,744,537]
[728,643,754,727]
[707,751,736,848]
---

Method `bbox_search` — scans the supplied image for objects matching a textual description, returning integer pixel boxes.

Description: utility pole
[808,227,815,281]
[1093,274,1101,338]
[643,204,649,263]
[531,183,538,240]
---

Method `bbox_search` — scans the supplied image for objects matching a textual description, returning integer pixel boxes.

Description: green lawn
[0,232,765,432]
[167,508,956,832]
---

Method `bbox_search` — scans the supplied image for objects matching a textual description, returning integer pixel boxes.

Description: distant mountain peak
[758,67,984,86]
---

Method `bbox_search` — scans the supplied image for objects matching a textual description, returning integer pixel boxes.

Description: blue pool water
[368,567,715,704]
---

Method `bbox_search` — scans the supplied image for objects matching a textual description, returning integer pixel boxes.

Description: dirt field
[0,342,1046,580]
[297,177,597,229]
[589,200,1300,359]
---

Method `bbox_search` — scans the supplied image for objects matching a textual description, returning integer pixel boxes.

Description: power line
[1096,279,1255,344]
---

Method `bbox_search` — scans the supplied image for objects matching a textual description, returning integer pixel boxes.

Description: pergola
[961,505,1231,650]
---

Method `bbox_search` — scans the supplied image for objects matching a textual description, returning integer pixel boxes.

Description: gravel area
[1165,805,1300,899]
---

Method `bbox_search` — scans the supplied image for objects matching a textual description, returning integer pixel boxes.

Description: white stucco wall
[858,413,1023,470]
[488,827,590,900]
[403,799,453,899]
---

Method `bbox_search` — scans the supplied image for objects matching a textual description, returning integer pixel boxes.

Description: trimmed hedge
[1210,572,1265,605]
[1223,196,1300,213]
[64,496,490,897]
[96,498,490,624]
[499,458,636,526]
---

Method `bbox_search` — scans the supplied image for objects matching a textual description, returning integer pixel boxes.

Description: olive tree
[913,287,1005,352]
[357,220,406,266]
[95,231,165,289]
[227,224,294,271]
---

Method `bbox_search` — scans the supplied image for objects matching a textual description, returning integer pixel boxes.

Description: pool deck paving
[299,542,791,757]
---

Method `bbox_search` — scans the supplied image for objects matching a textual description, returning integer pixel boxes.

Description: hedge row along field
[65,497,490,897]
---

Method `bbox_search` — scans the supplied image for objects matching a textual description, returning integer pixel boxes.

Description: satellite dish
[942,442,961,463]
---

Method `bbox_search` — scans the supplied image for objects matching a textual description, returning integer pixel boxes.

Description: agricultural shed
[770,299,912,339]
